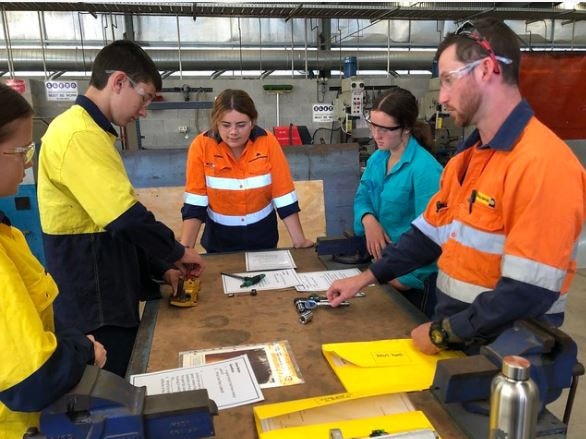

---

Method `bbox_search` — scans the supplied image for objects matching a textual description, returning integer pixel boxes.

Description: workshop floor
[547,268,586,439]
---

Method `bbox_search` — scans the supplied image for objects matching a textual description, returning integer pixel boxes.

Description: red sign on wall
[4,78,26,94]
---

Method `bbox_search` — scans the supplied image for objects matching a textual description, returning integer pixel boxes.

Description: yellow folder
[253,390,437,439]
[322,338,463,393]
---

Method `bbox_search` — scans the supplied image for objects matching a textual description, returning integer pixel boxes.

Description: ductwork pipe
[0,48,435,72]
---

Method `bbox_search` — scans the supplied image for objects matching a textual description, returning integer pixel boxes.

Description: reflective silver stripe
[413,215,451,246]
[273,191,298,208]
[206,173,271,191]
[207,203,274,226]
[502,254,566,291]
[184,192,208,207]
[451,220,505,255]
[439,267,567,314]
[546,294,567,314]
[437,270,488,303]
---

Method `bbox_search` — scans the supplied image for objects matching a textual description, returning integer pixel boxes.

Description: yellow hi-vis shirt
[0,218,58,438]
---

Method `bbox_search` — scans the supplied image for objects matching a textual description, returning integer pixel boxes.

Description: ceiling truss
[1,2,585,23]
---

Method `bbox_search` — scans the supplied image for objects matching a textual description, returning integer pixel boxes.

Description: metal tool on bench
[431,319,583,437]
[298,309,314,325]
[294,294,350,313]
[24,365,217,439]
[221,272,266,288]
[169,277,200,307]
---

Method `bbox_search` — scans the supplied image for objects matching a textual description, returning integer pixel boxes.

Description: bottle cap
[502,355,531,380]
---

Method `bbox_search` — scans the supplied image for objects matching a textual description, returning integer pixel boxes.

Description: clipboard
[322,338,463,394]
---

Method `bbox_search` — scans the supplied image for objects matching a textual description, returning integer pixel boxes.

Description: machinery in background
[335,77,366,137]
[0,78,46,264]
[25,366,217,439]
[0,166,45,265]
[273,124,312,146]
[332,75,374,168]
[419,77,465,165]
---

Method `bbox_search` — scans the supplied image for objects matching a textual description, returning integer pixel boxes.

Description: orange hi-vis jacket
[371,100,586,341]
[182,126,300,252]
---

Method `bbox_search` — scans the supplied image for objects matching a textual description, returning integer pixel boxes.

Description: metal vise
[315,234,371,265]
[431,319,582,415]
[27,366,217,439]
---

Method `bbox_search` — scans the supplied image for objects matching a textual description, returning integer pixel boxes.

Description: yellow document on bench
[253,390,436,439]
[322,338,463,394]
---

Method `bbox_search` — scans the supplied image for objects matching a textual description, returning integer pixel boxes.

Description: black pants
[402,273,438,319]
[89,325,138,377]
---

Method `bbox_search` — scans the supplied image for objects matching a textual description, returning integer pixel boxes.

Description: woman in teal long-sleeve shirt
[354,87,443,316]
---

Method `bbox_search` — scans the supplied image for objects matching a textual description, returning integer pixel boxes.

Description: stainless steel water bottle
[489,355,539,439]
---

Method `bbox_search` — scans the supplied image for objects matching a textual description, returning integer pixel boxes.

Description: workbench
[128,248,468,439]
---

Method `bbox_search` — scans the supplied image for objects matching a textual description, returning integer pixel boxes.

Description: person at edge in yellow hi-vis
[0,83,107,439]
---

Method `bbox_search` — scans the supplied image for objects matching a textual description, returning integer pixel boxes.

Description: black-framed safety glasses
[365,117,402,134]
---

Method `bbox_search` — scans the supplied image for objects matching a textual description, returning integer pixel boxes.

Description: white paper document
[221,269,301,295]
[129,355,264,410]
[245,250,297,271]
[295,268,362,291]
[179,340,304,389]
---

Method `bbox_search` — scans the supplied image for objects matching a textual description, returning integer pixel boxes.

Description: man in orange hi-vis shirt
[327,18,586,355]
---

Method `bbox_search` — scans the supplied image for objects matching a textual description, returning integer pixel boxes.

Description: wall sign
[312,103,335,123]
[45,80,79,101]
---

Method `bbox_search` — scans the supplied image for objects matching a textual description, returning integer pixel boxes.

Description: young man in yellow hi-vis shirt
[38,40,204,377]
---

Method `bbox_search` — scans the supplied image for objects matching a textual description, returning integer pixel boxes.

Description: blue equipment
[24,366,217,439]
[0,177,45,264]
[431,319,583,437]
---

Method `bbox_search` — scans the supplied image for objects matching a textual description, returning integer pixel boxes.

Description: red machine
[273,125,311,146]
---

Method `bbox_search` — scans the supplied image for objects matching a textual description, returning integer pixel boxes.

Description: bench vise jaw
[27,365,217,439]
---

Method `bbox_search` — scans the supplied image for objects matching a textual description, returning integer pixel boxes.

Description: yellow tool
[169,277,200,307]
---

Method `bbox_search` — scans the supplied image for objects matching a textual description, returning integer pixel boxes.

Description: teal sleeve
[397,261,438,290]
[412,157,442,217]
[397,151,442,289]
[353,157,378,236]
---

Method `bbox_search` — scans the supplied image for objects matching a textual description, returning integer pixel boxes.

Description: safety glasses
[3,141,35,165]
[365,118,402,134]
[105,70,155,107]
[455,21,512,74]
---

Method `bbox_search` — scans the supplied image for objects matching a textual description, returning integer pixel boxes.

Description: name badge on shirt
[475,191,496,208]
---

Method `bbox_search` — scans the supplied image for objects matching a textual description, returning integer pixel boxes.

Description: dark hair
[90,40,162,91]
[436,18,520,85]
[371,86,434,150]
[0,83,33,143]
[211,89,258,131]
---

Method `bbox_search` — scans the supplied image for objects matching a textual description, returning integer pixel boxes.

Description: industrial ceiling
[1,2,585,22]
[1,2,585,77]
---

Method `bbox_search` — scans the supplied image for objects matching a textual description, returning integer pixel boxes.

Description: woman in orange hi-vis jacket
[0,83,106,439]
[180,89,314,253]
